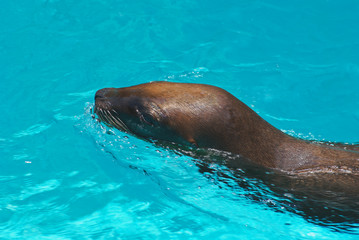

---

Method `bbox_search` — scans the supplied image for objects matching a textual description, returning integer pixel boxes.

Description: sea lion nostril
[95,93,104,100]
[95,88,111,100]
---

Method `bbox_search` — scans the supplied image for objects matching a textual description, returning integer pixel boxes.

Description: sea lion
[94,81,359,174]
[94,81,359,228]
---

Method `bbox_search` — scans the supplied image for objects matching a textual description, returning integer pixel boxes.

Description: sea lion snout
[94,88,119,112]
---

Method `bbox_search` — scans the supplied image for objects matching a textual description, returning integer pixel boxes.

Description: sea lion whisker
[94,107,127,132]
[95,107,105,121]
[109,109,129,128]
[107,110,130,132]
[103,110,117,128]
[100,108,108,123]
[105,109,125,131]
[99,108,113,126]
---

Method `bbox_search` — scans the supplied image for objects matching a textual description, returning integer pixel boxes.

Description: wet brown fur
[95,81,359,174]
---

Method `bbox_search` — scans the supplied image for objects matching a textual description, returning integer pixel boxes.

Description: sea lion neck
[224,100,292,169]
[231,107,359,172]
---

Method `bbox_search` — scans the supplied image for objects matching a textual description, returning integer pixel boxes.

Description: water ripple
[13,123,52,138]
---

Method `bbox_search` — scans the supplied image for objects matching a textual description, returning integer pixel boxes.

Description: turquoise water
[1,0,359,239]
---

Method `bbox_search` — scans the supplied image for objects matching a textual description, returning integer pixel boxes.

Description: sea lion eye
[142,112,154,126]
[136,108,154,126]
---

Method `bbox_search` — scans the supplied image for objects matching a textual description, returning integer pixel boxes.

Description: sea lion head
[94,81,240,148]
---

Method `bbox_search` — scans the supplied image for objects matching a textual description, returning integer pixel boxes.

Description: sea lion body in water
[94,81,359,227]
[94,81,359,174]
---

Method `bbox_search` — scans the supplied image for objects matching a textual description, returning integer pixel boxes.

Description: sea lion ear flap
[187,137,198,148]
